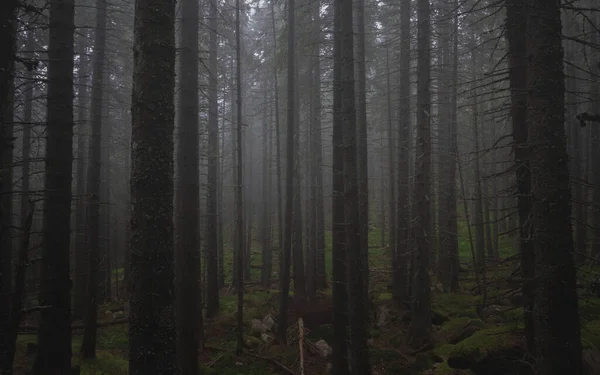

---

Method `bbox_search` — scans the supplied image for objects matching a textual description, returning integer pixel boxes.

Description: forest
[1,0,599,374]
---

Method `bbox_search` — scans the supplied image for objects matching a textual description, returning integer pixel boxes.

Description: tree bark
[128,0,177,373]
[32,0,76,373]
[80,0,108,359]
[175,0,202,370]
[527,0,583,372]
[332,0,349,371]
[355,0,369,306]
[234,0,245,355]
[277,0,297,345]
[73,35,89,321]
[505,0,534,354]
[394,0,411,306]
[0,1,17,371]
[206,0,220,317]
[407,0,432,349]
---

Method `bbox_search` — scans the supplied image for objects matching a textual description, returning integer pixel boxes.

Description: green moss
[434,361,455,375]
[440,317,487,339]
[500,307,524,325]
[448,327,521,364]
[433,344,455,360]
[375,292,393,303]
[79,351,128,375]
[434,361,474,375]
[439,317,468,335]
[581,319,600,349]
[98,324,128,350]
[580,298,600,321]
[433,294,479,318]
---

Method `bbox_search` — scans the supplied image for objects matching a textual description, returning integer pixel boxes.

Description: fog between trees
[1,0,599,374]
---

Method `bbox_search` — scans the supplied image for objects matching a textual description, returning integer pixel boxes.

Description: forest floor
[13,224,600,374]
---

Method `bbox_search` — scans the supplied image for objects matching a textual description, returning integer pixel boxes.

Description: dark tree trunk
[32,0,76,373]
[340,0,370,372]
[449,2,460,290]
[470,35,486,279]
[0,1,17,371]
[310,2,326,288]
[234,0,245,355]
[407,0,432,349]
[355,0,369,306]
[331,0,349,371]
[590,11,600,260]
[175,0,202,370]
[505,0,534,354]
[81,0,108,358]
[386,45,396,277]
[393,0,411,306]
[206,0,220,317]
[438,0,459,292]
[527,1,583,372]
[277,0,297,344]
[73,36,89,321]
[261,90,273,289]
[270,0,284,271]
[128,0,177,373]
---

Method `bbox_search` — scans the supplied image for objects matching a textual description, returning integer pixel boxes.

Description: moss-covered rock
[434,361,475,375]
[438,317,488,345]
[446,327,529,375]
[433,294,479,319]
[433,344,455,360]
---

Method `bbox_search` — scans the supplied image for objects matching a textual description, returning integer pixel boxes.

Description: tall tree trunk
[0,1,17,372]
[206,0,220,316]
[340,0,370,372]
[73,36,89,320]
[564,14,585,263]
[80,0,107,359]
[505,0,534,354]
[449,1,460,291]
[277,0,297,345]
[589,11,600,260]
[407,0,432,349]
[386,45,396,270]
[270,0,284,270]
[470,35,486,279]
[234,0,245,355]
[21,28,35,266]
[128,0,177,372]
[394,0,411,306]
[355,0,369,306]
[438,0,459,292]
[261,90,273,289]
[312,0,326,288]
[175,0,202,370]
[32,0,76,373]
[332,0,349,371]
[527,0,583,372]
